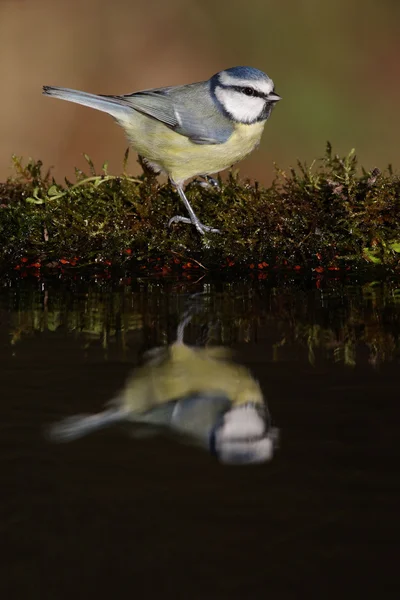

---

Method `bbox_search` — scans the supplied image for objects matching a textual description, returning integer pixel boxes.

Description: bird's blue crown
[218,66,270,82]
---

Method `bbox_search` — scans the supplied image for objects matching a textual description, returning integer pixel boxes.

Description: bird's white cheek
[215,88,265,124]
[217,406,266,441]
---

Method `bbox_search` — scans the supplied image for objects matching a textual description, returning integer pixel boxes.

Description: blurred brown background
[1,0,399,185]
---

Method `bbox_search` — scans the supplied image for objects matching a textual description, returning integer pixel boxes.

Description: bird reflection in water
[48,300,279,465]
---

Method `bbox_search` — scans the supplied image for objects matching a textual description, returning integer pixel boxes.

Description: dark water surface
[1,277,399,598]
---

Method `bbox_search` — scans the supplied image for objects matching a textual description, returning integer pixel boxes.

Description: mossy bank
[1,144,399,278]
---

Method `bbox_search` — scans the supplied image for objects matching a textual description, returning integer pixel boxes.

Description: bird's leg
[168,182,220,235]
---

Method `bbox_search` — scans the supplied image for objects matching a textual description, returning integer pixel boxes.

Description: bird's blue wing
[119,83,234,145]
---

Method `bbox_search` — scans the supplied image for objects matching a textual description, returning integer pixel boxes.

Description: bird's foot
[191,175,221,191]
[168,215,220,235]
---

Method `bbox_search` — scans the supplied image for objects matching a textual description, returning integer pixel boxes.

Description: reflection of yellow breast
[119,113,266,184]
[120,343,264,415]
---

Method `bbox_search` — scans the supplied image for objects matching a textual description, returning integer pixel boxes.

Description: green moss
[0,143,399,276]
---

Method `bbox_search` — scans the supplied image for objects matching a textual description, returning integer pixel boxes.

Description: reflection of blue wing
[171,394,231,441]
[130,401,177,426]
[128,394,231,446]
[123,400,177,439]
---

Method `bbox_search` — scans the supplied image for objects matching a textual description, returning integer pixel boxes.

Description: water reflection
[2,278,400,366]
[48,307,279,465]
[1,277,399,595]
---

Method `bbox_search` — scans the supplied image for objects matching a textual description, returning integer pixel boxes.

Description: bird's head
[210,66,281,124]
[212,403,279,465]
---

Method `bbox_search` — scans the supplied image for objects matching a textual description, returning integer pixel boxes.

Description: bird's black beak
[267,91,282,103]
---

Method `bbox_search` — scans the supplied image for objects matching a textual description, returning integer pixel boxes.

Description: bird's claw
[168,215,220,235]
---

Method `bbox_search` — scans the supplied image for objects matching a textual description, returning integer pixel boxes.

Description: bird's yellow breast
[118,113,266,184]
[119,343,264,415]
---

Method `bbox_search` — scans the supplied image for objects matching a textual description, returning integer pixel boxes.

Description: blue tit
[47,318,279,465]
[43,66,281,235]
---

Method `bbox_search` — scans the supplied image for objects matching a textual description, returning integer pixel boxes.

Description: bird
[43,66,281,235]
[47,312,279,465]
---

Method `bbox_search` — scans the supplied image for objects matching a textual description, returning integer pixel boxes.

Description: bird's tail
[46,407,128,443]
[42,86,132,121]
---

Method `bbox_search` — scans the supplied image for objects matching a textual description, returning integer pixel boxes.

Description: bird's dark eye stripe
[230,86,266,98]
